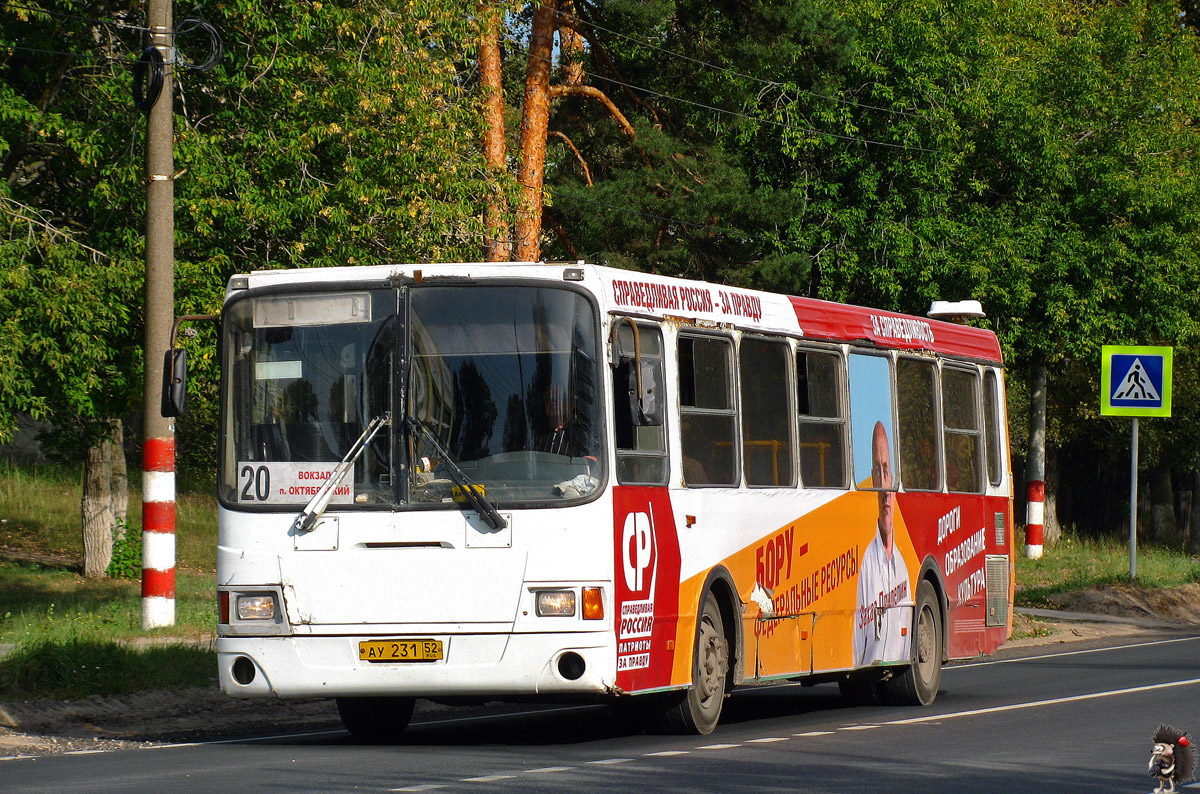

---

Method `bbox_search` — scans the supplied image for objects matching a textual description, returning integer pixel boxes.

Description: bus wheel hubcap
[698,619,724,706]
[917,605,936,680]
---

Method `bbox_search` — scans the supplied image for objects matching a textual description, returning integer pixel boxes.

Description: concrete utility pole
[1025,363,1047,559]
[142,0,176,629]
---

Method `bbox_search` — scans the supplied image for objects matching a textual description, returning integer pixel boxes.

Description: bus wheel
[336,696,416,740]
[655,592,728,734]
[883,579,942,706]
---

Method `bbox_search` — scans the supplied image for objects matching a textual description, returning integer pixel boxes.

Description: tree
[0,0,502,575]
[530,0,854,285]
[0,1,144,576]
[480,2,512,261]
[955,0,1200,544]
[513,0,558,260]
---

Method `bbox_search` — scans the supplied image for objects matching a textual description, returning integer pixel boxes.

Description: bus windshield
[221,284,603,509]
[407,286,602,504]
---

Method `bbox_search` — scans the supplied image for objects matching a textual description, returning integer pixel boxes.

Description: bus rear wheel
[336,695,416,740]
[654,592,728,735]
[883,579,942,706]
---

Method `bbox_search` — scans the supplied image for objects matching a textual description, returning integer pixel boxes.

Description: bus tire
[655,592,728,734]
[336,695,416,740]
[883,579,942,706]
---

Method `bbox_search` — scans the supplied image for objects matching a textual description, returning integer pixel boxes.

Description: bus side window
[797,349,848,488]
[679,335,737,486]
[613,321,668,485]
[944,367,984,493]
[897,358,941,491]
[984,369,1003,486]
[740,338,794,487]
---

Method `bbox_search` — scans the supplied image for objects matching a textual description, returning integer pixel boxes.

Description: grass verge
[0,462,219,699]
[0,460,217,571]
[0,560,219,699]
[0,560,216,646]
[1015,528,1200,608]
[0,639,215,700]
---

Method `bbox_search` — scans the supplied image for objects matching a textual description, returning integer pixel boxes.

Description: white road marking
[794,730,833,737]
[884,677,1200,726]
[838,725,879,731]
[390,785,447,792]
[746,737,789,743]
[952,635,1200,668]
[644,750,690,756]
[462,774,515,782]
[697,743,741,750]
[526,766,573,773]
[586,758,632,765]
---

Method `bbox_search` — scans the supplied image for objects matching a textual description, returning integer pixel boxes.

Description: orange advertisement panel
[677,491,920,681]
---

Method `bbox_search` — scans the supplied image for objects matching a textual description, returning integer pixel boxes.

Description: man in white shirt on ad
[853,421,913,666]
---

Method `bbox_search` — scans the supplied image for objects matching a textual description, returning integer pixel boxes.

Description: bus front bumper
[216,633,616,699]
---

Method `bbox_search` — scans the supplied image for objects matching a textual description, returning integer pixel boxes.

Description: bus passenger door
[753,612,814,680]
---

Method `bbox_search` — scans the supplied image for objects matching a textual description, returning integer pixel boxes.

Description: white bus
[177,261,1013,736]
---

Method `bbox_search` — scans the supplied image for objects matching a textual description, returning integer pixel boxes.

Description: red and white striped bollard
[142,437,176,628]
[1025,480,1045,559]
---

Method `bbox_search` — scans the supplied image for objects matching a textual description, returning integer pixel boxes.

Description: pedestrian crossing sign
[1101,345,1172,417]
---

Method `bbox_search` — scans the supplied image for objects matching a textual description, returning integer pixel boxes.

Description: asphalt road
[3,633,1199,793]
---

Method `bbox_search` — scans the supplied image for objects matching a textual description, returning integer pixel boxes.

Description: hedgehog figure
[1149,724,1195,794]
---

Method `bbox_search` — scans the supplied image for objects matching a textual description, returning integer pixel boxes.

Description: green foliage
[105,526,139,579]
[0,2,145,451]
[542,0,853,286]
[0,0,501,459]
[174,0,493,283]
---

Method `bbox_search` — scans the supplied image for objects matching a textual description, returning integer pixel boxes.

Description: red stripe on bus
[142,501,176,533]
[788,295,1004,361]
[143,437,175,471]
[141,567,176,599]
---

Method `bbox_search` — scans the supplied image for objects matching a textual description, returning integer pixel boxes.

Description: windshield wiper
[403,415,508,531]
[292,413,390,535]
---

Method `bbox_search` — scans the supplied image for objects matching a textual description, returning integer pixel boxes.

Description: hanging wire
[175,15,223,72]
[132,46,164,111]
[554,4,919,119]
[507,39,940,155]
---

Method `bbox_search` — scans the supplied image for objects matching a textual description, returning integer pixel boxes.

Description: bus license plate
[358,639,443,663]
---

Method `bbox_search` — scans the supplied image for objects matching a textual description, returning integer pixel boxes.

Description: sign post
[1100,345,1173,581]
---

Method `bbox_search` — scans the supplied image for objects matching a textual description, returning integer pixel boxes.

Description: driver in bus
[853,421,914,666]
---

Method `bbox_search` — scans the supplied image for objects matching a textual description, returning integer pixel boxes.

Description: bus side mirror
[162,348,188,417]
[620,358,664,427]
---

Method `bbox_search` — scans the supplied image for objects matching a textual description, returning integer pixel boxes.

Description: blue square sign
[1101,345,1172,417]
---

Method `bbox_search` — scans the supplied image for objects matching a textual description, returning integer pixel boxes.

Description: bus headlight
[535,590,576,617]
[236,594,278,620]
